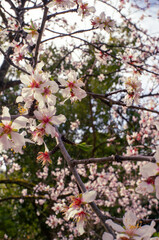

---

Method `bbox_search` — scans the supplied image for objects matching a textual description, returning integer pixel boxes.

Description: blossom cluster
[136,147,159,199]
[63,191,97,235]
[91,12,115,31]
[0,0,159,239]
[103,210,156,240]
[124,76,143,106]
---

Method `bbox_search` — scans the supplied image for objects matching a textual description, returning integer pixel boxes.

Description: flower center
[43,87,51,96]
[73,198,82,207]
[76,210,86,221]
[42,116,50,124]
[68,82,75,88]
[30,79,40,88]
[55,0,63,3]
[3,124,12,134]
[125,225,137,236]
[146,176,155,185]
[80,3,88,10]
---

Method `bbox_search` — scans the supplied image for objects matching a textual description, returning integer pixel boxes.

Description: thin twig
[87,92,159,115]
[0,195,49,203]
[72,155,156,166]
[47,8,77,20]
[34,6,48,67]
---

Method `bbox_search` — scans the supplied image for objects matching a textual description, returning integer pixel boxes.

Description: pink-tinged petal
[46,95,56,106]
[73,88,87,101]
[133,237,143,240]
[49,81,59,93]
[12,116,28,130]
[58,78,67,86]
[22,88,32,98]
[82,191,97,203]
[65,208,79,220]
[102,232,114,240]
[44,142,49,152]
[16,96,23,103]
[61,88,70,98]
[154,146,159,163]
[34,91,43,102]
[37,99,45,109]
[106,219,125,233]
[76,219,85,235]
[136,181,154,194]
[36,61,44,70]
[1,107,11,125]
[47,106,56,117]
[11,132,25,146]
[34,110,43,120]
[0,134,11,152]
[45,124,56,138]
[20,74,31,85]
[117,233,131,240]
[123,210,137,229]
[51,114,66,125]
[155,176,159,199]
[140,163,158,178]
[136,221,156,237]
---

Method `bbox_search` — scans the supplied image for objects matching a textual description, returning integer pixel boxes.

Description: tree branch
[55,128,116,237]
[0,179,34,188]
[72,155,156,166]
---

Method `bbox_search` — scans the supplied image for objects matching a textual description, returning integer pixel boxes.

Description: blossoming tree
[0,0,159,239]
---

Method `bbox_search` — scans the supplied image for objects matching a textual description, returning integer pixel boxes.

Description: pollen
[18,104,27,115]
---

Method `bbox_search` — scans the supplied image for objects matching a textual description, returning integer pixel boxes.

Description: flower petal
[1,107,11,125]
[140,163,158,178]
[154,146,159,163]
[51,114,66,125]
[155,176,159,199]
[102,232,114,240]
[82,190,97,203]
[136,221,156,238]
[106,219,125,232]
[76,219,85,235]
[12,116,28,130]
[123,210,137,229]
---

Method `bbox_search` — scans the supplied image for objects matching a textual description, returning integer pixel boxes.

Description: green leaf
[153,232,159,237]
[50,76,54,81]
[76,142,93,152]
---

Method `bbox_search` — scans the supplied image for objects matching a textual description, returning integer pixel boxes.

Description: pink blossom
[0,107,29,153]
[37,143,52,166]
[34,106,66,138]
[59,71,87,102]
[77,0,95,17]
[47,0,75,9]
[70,119,80,130]
[106,210,156,239]
[124,76,142,106]
[136,149,159,199]
[64,191,97,234]
[91,12,115,31]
